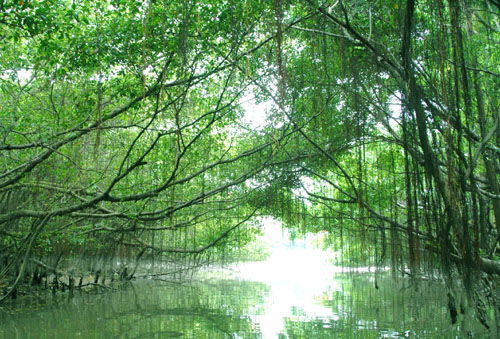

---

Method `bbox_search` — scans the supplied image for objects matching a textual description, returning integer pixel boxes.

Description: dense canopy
[0,0,499,324]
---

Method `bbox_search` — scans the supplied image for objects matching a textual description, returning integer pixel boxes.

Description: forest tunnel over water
[0,0,499,337]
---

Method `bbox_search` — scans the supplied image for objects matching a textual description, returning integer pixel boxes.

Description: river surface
[0,223,493,338]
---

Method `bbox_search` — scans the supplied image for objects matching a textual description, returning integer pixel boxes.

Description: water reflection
[0,279,269,338]
[0,271,490,338]
[0,222,492,338]
[225,228,341,338]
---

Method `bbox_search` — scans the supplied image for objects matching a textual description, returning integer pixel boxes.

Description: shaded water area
[0,224,493,338]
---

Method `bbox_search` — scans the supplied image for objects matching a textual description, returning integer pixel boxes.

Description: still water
[0,224,493,338]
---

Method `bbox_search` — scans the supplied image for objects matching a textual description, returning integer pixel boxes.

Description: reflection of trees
[0,279,269,338]
[0,272,492,337]
[283,273,490,338]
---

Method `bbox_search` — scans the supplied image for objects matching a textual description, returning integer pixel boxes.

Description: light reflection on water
[0,220,493,338]
[223,222,343,338]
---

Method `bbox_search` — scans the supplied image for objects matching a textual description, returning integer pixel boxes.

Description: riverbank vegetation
[0,0,498,329]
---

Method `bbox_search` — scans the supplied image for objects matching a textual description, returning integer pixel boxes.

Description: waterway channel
[0,221,491,338]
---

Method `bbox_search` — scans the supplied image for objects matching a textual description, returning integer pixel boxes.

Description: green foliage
[0,0,498,299]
